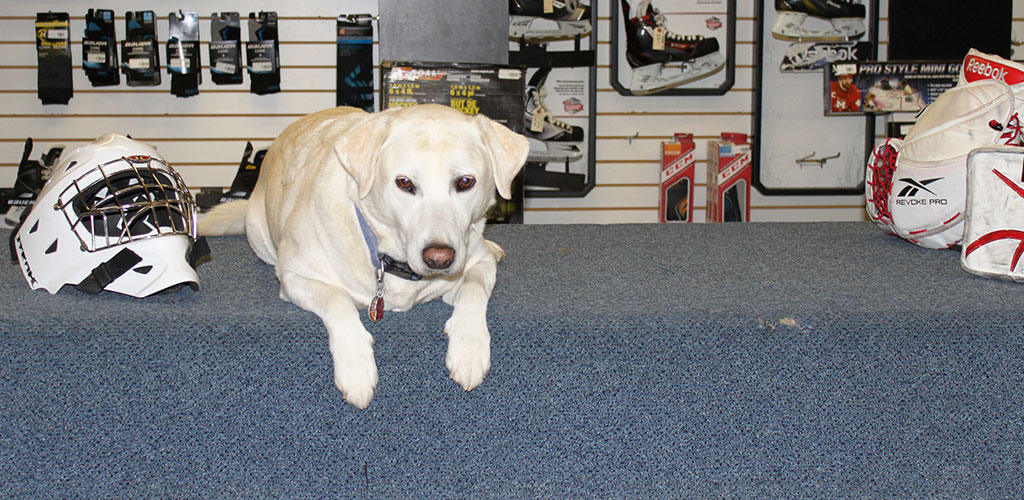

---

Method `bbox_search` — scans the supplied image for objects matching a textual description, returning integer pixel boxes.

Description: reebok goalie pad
[962,146,1024,281]
[959,48,1024,145]
[866,79,1016,248]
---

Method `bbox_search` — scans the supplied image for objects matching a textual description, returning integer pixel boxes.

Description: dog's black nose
[422,245,455,270]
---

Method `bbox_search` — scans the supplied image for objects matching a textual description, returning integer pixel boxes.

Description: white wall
[0,0,1016,224]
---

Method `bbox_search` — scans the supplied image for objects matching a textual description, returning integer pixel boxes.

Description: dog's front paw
[332,343,379,409]
[444,317,491,391]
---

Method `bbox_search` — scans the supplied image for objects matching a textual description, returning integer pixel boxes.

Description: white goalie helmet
[11,134,205,297]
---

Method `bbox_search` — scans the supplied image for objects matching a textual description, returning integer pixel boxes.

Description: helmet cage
[55,155,196,253]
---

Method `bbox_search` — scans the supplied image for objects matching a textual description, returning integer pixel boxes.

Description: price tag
[251,61,273,73]
[653,26,666,51]
[213,61,237,74]
[531,106,548,133]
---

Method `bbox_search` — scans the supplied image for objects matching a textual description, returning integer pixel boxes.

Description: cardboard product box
[660,133,695,223]
[380,61,526,223]
[380,60,525,133]
[706,133,751,223]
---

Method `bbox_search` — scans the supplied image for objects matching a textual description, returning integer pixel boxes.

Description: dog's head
[333,104,529,277]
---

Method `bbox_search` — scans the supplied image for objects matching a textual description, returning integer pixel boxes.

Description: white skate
[509,0,591,42]
[772,0,866,42]
[629,51,725,95]
[527,138,583,163]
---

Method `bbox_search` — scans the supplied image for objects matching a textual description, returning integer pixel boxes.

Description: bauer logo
[963,55,1024,85]
[895,177,948,206]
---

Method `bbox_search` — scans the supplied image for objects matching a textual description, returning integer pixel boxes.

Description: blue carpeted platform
[2,222,1022,498]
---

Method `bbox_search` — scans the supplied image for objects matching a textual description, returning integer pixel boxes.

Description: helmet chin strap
[75,247,142,294]
[72,236,210,295]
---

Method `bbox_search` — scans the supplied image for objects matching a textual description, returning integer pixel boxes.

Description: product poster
[752,0,879,195]
[823,60,959,115]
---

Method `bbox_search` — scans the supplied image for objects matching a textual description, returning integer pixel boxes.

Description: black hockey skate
[525,68,584,164]
[196,142,266,211]
[622,0,725,94]
[4,138,63,226]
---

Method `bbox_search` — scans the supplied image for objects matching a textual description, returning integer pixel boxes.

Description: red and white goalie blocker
[865,49,1024,249]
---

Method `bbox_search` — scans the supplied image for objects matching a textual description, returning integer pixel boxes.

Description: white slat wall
[3,0,1016,224]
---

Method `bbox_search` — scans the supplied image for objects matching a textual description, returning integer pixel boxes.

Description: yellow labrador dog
[200,104,528,408]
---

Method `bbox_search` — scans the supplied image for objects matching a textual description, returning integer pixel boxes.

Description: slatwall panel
[2,0,1015,225]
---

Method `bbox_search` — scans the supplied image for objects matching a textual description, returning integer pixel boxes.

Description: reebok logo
[897,177,939,197]
[895,177,948,206]
[964,55,1024,85]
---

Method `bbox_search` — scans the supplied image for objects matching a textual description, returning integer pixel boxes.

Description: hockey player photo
[829,65,862,112]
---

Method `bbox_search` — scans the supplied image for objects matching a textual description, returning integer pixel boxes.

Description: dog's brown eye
[395,176,416,194]
[455,176,476,192]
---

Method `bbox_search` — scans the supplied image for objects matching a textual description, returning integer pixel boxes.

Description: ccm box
[706,133,750,223]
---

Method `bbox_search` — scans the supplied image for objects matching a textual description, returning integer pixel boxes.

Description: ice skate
[509,0,591,43]
[527,138,583,163]
[4,139,62,227]
[772,0,866,42]
[196,142,266,211]
[524,68,584,163]
[621,0,725,94]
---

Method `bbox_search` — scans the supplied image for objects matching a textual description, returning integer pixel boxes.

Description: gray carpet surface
[1,222,1022,498]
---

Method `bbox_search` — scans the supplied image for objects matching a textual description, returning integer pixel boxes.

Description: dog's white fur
[200,105,529,408]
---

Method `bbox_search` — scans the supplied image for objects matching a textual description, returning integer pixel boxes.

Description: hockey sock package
[336,14,374,111]
[247,11,280,95]
[210,12,243,85]
[35,12,73,104]
[82,9,119,86]
[962,147,1024,282]
[167,11,201,97]
[122,11,161,86]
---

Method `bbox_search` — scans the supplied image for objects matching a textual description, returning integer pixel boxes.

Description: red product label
[963,54,1024,85]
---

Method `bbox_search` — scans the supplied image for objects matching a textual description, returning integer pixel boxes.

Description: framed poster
[752,0,879,196]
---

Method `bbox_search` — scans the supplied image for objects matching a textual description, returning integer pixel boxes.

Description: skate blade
[527,141,583,163]
[509,17,592,42]
[629,52,726,95]
[772,12,865,42]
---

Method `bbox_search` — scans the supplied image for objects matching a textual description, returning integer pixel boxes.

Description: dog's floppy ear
[475,116,530,200]
[332,112,394,199]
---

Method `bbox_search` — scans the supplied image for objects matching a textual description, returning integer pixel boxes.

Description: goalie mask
[11,134,206,297]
